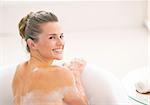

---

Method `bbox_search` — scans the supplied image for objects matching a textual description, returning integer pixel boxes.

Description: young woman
[12,11,89,105]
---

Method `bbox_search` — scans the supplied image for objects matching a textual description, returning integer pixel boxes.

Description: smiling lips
[52,48,63,54]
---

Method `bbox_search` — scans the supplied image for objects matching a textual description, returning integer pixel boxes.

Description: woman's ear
[26,39,37,50]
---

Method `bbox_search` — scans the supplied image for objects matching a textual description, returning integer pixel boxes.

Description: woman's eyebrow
[48,33,57,36]
[48,33,63,36]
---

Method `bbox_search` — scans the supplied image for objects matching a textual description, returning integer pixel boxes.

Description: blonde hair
[18,11,58,52]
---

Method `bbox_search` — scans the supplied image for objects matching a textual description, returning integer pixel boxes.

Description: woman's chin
[55,56,63,60]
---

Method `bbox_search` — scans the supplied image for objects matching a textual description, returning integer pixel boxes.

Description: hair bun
[18,12,33,39]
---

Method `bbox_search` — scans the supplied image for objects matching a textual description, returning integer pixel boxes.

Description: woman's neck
[28,54,53,68]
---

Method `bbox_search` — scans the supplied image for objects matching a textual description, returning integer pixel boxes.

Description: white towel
[135,79,150,93]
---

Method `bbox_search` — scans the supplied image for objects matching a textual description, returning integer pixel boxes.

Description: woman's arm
[63,89,88,105]
[63,58,89,105]
[63,75,88,105]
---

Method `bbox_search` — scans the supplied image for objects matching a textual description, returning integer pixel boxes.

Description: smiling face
[34,22,65,60]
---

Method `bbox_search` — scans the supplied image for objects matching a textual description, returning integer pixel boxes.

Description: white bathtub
[0,64,17,105]
[0,64,130,105]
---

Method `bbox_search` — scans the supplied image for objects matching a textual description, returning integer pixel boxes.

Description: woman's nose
[56,38,64,46]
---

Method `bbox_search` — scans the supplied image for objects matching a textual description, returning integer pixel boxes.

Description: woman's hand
[63,58,86,76]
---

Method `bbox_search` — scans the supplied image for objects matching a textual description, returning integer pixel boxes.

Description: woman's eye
[49,36,55,39]
[60,34,64,39]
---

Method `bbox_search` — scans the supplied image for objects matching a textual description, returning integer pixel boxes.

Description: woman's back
[12,62,76,105]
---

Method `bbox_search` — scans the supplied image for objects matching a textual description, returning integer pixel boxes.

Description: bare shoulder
[51,65,72,75]
[12,61,28,94]
[52,65,73,78]
[13,62,28,84]
[48,65,74,86]
[14,61,28,76]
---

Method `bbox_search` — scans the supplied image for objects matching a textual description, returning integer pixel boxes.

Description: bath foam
[21,86,77,105]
